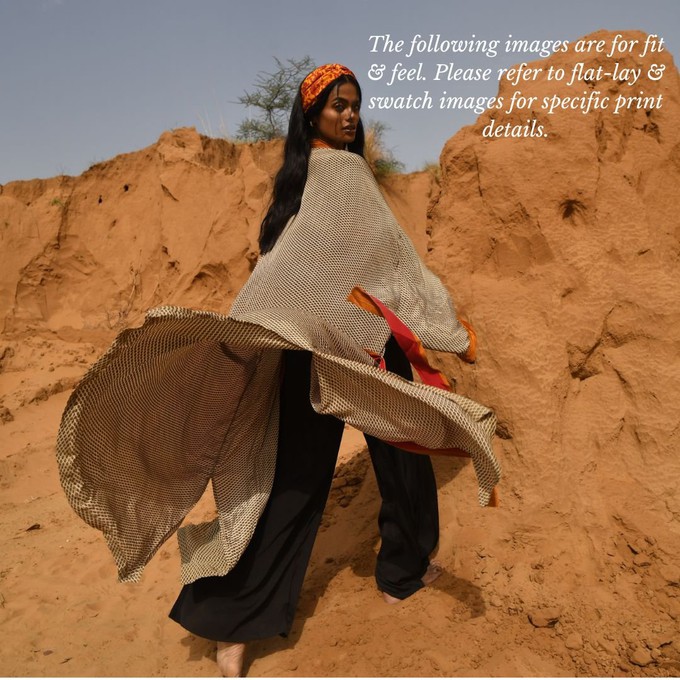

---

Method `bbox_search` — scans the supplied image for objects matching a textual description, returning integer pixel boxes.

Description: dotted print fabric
[56,149,501,584]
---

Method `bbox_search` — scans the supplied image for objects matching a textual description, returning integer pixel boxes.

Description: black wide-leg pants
[169,337,439,642]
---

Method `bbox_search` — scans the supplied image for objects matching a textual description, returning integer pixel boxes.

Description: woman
[169,64,479,676]
[56,65,500,677]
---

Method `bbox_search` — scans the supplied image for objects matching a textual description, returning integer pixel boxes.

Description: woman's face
[313,81,361,149]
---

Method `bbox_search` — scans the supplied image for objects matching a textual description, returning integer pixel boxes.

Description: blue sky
[1,0,678,183]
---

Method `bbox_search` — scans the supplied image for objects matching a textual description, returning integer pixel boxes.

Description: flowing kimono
[56,147,501,585]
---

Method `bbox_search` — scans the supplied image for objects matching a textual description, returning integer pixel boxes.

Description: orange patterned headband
[301,64,356,112]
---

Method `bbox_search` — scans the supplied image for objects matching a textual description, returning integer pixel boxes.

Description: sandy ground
[1,330,679,677]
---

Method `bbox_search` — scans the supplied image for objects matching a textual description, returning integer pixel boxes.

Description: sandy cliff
[424,27,680,675]
[1,29,679,677]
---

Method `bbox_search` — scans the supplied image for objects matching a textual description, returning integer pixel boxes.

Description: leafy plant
[363,120,404,178]
[236,56,315,141]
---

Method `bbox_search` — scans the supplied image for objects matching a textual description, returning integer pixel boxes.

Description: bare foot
[216,641,245,678]
[381,562,444,604]
[421,561,443,586]
[381,591,402,605]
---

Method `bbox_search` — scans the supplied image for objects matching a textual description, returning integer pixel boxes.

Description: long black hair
[258,73,365,254]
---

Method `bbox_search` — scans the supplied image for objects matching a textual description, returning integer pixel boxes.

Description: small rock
[627,541,642,555]
[565,633,583,650]
[338,497,350,508]
[485,609,501,623]
[666,600,680,619]
[650,634,674,649]
[630,647,653,667]
[0,406,13,423]
[528,608,561,628]
[25,523,41,532]
[659,565,679,587]
[597,637,618,655]
[623,630,639,646]
[31,387,49,404]
[633,553,652,567]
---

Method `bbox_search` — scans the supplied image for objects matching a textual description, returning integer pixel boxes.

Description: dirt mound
[0,128,431,336]
[424,28,680,675]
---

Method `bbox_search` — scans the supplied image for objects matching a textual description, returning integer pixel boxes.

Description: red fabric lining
[348,286,498,507]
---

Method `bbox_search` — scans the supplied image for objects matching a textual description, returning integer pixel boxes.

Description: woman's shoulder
[308,148,377,195]
[309,147,372,175]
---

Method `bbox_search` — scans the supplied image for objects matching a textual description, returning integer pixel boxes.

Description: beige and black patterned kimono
[56,147,501,594]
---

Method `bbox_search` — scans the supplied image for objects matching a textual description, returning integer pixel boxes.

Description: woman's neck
[311,138,345,150]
